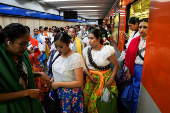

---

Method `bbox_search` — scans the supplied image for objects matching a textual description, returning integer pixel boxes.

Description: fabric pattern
[83,69,118,113]
[58,87,84,113]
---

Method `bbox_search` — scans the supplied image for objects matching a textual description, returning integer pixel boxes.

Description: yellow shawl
[75,36,83,57]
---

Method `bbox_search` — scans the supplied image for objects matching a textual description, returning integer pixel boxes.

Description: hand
[41,72,50,87]
[50,77,54,84]
[106,79,114,88]
[89,75,97,84]
[51,82,59,89]
[29,46,35,54]
[127,69,131,80]
[26,89,42,99]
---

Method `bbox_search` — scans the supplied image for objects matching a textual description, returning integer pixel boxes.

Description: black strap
[136,47,145,61]
[87,47,110,71]
[49,53,61,74]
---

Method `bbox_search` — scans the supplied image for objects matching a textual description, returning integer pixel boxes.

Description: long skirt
[83,69,118,113]
[121,64,143,113]
[58,87,84,113]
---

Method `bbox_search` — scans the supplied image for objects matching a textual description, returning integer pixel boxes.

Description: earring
[8,41,10,46]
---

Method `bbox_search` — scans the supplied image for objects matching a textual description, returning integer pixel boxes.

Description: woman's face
[54,40,70,55]
[68,28,76,39]
[40,27,44,32]
[128,22,138,31]
[139,21,148,37]
[88,33,101,48]
[7,33,30,56]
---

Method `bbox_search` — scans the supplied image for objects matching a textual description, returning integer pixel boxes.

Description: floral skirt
[58,87,84,113]
[83,69,118,113]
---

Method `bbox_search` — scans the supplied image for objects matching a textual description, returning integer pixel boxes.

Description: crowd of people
[0,17,148,113]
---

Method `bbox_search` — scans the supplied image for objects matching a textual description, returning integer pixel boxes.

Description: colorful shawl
[75,36,83,57]
[0,43,43,113]
[125,35,140,76]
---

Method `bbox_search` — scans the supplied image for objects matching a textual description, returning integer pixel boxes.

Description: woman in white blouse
[51,32,85,112]
[122,18,148,113]
[83,29,119,113]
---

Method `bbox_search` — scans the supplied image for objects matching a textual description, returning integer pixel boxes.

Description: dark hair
[90,29,103,45]
[54,32,70,45]
[99,28,108,40]
[139,18,148,24]
[59,27,64,32]
[75,25,80,29]
[128,17,139,25]
[34,28,38,31]
[66,26,69,29]
[88,26,94,32]
[44,27,48,31]
[52,26,56,29]
[0,25,3,29]
[53,28,60,33]
[0,23,28,45]
[69,27,76,33]
[39,26,43,30]
[107,24,111,29]
[24,26,30,34]
[49,28,52,31]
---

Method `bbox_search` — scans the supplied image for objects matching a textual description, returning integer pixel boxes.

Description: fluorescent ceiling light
[76,10,100,11]
[43,0,84,2]
[59,6,100,8]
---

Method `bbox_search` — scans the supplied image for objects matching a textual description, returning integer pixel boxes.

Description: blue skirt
[121,64,143,113]
[58,87,84,113]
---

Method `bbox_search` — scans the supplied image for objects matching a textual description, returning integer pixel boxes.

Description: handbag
[96,87,117,113]
[44,53,61,113]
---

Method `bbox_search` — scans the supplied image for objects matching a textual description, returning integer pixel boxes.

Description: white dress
[52,52,85,82]
[83,45,115,70]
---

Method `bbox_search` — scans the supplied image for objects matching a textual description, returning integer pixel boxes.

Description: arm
[83,58,97,84]
[0,89,42,103]
[33,72,50,86]
[106,54,119,88]
[51,67,83,89]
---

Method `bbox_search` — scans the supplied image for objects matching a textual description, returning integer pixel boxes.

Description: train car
[105,0,170,113]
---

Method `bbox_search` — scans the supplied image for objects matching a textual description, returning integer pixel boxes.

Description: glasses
[14,41,31,48]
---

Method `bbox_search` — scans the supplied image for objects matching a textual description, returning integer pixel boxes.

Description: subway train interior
[0,0,169,113]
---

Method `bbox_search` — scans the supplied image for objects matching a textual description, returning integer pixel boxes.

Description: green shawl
[0,43,43,113]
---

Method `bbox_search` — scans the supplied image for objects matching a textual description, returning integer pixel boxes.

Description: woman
[0,23,50,113]
[118,17,140,62]
[83,29,119,113]
[38,26,50,66]
[51,32,85,112]
[68,27,84,57]
[123,18,148,113]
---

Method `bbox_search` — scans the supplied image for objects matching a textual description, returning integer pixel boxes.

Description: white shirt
[39,33,48,51]
[83,37,90,46]
[83,45,115,70]
[50,36,57,52]
[126,31,140,49]
[52,52,85,82]
[135,36,146,65]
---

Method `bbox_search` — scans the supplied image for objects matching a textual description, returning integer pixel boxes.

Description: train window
[113,12,120,45]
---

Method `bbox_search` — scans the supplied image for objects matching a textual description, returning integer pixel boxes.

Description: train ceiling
[39,0,117,19]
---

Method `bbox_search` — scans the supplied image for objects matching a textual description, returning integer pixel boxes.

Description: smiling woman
[0,23,49,113]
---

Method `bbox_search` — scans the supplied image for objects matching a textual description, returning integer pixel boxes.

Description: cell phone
[122,31,126,35]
